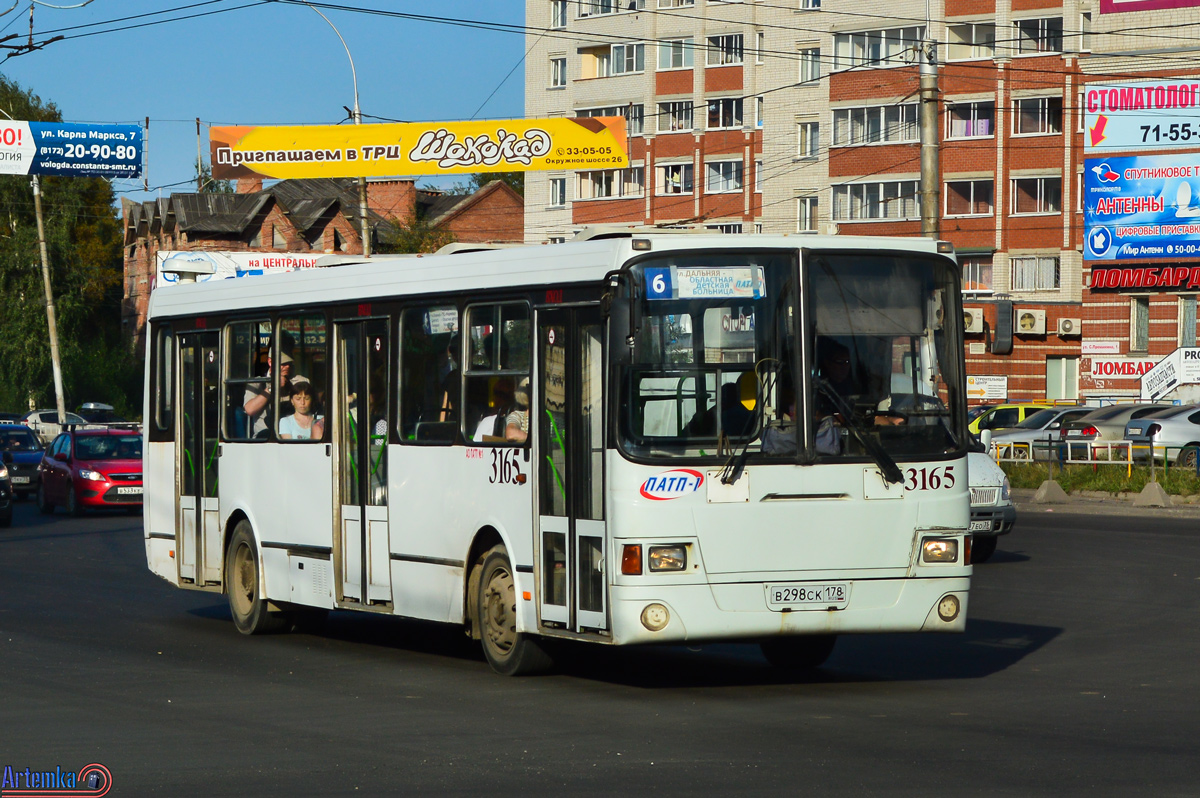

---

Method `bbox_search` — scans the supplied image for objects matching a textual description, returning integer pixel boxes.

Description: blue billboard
[0,121,142,179]
[1084,153,1200,262]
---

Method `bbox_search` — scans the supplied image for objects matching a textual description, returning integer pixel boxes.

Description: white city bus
[143,232,971,675]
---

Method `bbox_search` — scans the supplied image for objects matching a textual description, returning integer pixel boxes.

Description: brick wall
[442,185,524,242]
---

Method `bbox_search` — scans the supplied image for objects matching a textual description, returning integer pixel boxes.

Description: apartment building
[526,0,1200,404]
[526,0,767,242]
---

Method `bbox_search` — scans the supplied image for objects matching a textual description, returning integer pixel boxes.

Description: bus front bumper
[608,576,970,646]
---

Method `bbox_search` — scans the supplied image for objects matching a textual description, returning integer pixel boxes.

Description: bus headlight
[648,545,687,572]
[921,537,959,563]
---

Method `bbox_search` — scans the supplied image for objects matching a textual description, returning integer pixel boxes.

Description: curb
[1011,488,1200,518]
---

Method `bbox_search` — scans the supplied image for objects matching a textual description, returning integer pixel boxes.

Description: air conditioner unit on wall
[1057,317,1082,336]
[963,308,984,333]
[1015,308,1047,335]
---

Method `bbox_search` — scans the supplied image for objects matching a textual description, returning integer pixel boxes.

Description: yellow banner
[210,117,628,180]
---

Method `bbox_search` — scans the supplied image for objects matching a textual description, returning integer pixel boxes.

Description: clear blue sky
[0,0,526,202]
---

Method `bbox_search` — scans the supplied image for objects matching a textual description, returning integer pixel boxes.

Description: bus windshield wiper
[817,379,904,485]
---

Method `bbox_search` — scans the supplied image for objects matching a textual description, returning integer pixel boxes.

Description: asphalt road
[1,499,1197,796]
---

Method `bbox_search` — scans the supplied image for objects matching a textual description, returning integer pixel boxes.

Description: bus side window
[223,320,272,441]
[154,324,174,437]
[399,305,460,445]
[463,303,531,446]
[275,315,327,442]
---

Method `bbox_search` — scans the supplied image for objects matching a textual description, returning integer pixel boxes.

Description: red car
[38,428,143,515]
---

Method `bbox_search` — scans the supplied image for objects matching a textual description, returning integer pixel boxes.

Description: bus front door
[537,308,607,633]
[333,319,392,607]
[178,331,221,587]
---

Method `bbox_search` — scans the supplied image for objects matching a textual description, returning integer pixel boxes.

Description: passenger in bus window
[720,379,754,438]
[818,339,856,397]
[439,333,461,422]
[761,384,798,456]
[243,350,305,438]
[505,378,531,443]
[472,378,514,442]
[278,381,324,440]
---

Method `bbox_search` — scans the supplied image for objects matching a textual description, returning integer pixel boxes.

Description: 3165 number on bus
[903,465,956,491]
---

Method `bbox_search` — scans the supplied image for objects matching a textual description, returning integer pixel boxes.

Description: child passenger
[278,380,324,440]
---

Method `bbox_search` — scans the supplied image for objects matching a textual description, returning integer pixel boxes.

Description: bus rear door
[333,319,392,607]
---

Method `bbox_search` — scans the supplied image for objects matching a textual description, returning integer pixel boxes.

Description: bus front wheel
[477,546,552,676]
[226,521,288,635]
[760,634,837,670]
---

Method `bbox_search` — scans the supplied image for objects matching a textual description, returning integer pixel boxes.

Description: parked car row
[1123,404,1200,466]
[973,400,1200,465]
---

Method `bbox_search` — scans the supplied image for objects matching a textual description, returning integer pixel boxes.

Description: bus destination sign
[645,267,766,301]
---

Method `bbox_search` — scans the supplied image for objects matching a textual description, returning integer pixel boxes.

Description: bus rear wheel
[226,521,287,635]
[760,634,837,670]
[477,546,552,676]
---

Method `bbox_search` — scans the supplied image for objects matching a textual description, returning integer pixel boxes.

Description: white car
[967,450,1015,563]
[18,409,88,446]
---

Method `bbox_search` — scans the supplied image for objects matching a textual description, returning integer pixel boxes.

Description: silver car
[1124,404,1200,466]
[1060,403,1175,460]
[991,406,1093,460]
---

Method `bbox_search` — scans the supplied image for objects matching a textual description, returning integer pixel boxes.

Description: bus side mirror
[980,429,992,450]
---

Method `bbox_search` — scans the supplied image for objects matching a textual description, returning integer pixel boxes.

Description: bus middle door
[177,331,221,587]
[333,319,392,607]
[537,307,607,633]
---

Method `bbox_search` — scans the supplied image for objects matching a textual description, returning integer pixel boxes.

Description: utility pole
[919,38,941,239]
[301,2,371,257]
[31,176,67,425]
[197,118,204,192]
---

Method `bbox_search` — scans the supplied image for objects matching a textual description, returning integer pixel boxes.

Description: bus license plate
[969,520,992,532]
[11,477,29,484]
[117,486,143,495]
[765,582,850,612]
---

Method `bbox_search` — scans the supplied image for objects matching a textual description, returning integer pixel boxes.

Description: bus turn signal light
[621,544,643,575]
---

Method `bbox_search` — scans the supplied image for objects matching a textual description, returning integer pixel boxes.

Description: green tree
[0,76,139,416]
[432,172,525,197]
[469,171,524,196]
[375,217,456,255]
[194,159,233,194]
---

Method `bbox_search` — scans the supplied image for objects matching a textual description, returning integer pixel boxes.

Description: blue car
[0,453,11,527]
[0,424,46,501]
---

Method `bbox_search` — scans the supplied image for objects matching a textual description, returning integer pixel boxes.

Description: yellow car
[968,403,1052,435]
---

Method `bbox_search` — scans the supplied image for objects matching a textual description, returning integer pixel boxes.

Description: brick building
[525,0,1200,406]
[121,177,524,351]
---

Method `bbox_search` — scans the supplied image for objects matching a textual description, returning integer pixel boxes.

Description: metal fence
[989,439,1200,478]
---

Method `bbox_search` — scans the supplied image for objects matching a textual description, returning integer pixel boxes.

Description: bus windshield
[620,251,797,458]
[618,248,965,463]
[806,252,965,463]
